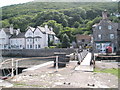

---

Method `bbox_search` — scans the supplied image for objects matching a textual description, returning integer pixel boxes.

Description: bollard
[56,56,58,72]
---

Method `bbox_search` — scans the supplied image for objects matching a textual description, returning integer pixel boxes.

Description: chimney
[102,10,108,19]
[45,24,49,32]
[50,27,53,31]
[10,24,14,34]
[16,29,20,35]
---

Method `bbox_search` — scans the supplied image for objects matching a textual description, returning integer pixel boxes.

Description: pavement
[9,61,118,88]
[0,79,13,88]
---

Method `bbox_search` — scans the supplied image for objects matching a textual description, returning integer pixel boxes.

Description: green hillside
[0,2,119,42]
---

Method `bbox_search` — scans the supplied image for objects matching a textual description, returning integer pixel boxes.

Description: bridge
[75,50,94,71]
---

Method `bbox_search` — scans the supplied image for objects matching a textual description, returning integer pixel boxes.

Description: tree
[0,19,10,28]
[42,20,63,37]
[73,21,80,28]
[61,33,70,48]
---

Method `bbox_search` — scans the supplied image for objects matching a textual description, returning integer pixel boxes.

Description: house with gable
[33,25,55,49]
[92,10,118,53]
[10,32,25,49]
[0,24,59,50]
[0,25,20,49]
[25,26,35,49]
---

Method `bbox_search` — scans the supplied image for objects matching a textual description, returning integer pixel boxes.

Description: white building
[0,25,20,49]
[25,26,35,49]
[10,32,25,49]
[2,25,59,50]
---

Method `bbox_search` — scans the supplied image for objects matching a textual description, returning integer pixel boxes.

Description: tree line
[0,2,119,48]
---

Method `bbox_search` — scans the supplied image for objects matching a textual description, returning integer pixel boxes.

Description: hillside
[0,2,119,42]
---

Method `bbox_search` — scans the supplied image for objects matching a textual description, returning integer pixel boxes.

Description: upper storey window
[98,34,102,39]
[108,25,112,30]
[98,26,102,30]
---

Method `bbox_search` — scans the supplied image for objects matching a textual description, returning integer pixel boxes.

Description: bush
[49,46,56,48]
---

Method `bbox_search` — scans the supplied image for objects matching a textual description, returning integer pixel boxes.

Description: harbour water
[0,57,55,77]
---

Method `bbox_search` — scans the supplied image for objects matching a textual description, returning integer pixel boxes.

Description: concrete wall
[1,48,75,57]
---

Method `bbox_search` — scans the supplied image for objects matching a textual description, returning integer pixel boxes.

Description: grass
[94,68,120,78]
[14,83,44,87]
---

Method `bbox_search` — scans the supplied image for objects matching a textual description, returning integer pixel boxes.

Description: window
[98,26,102,29]
[82,39,85,42]
[30,45,32,48]
[110,34,114,39]
[30,39,32,42]
[108,25,112,30]
[38,45,41,48]
[20,45,22,48]
[28,32,31,35]
[35,45,37,49]
[27,45,29,49]
[98,34,102,39]
[36,38,37,41]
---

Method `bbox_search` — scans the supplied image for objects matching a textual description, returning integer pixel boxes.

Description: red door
[106,46,112,53]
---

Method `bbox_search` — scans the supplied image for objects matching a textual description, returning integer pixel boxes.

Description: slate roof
[92,19,118,28]
[10,32,25,38]
[3,28,11,35]
[27,26,35,32]
[1,28,17,35]
[37,26,55,35]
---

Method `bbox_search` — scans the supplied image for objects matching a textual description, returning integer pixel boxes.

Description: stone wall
[1,48,75,57]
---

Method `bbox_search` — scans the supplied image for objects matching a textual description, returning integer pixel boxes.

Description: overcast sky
[0,0,118,7]
[0,0,34,7]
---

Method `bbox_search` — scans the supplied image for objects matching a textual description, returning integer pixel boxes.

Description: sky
[0,0,34,7]
[0,0,118,7]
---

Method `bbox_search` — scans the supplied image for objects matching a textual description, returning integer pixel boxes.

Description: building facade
[76,34,92,48]
[117,23,120,51]
[92,10,118,53]
[0,25,20,49]
[0,25,59,49]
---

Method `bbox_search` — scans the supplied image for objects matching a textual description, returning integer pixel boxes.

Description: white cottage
[0,24,59,50]
[0,25,19,49]
[24,25,56,49]
[10,32,25,49]
[25,26,35,49]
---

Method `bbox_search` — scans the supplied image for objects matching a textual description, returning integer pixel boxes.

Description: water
[0,57,55,76]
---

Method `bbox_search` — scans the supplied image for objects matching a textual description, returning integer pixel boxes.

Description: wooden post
[93,54,96,68]
[11,58,14,77]
[16,60,18,75]
[56,56,58,72]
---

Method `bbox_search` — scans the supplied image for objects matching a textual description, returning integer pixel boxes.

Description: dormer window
[108,25,112,30]
[98,26,102,30]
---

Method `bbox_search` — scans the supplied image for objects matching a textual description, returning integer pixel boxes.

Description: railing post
[11,58,14,77]
[16,60,18,75]
[56,56,58,72]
